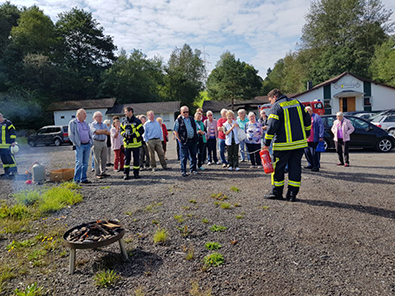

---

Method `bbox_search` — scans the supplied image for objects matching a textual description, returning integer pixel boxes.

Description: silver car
[371,114,395,136]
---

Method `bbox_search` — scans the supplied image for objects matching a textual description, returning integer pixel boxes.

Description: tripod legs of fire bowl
[119,238,129,261]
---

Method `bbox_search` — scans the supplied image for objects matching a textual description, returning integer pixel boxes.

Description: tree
[0,1,20,56]
[370,36,395,86]
[206,52,262,108]
[101,49,164,103]
[300,0,394,83]
[55,8,117,99]
[160,44,205,107]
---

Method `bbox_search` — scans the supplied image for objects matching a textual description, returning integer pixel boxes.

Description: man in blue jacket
[304,106,324,172]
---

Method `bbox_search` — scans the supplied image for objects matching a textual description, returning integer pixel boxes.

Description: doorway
[339,97,355,112]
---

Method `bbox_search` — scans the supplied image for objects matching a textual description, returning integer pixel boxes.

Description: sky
[3,0,395,79]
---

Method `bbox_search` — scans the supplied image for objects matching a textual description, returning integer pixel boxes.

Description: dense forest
[0,0,394,129]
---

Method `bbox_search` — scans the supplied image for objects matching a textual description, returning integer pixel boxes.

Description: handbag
[237,128,247,142]
[316,141,326,152]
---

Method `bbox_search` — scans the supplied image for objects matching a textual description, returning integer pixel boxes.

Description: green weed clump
[204,253,224,267]
[210,224,227,232]
[0,203,30,220]
[236,215,244,219]
[153,228,168,244]
[220,203,231,209]
[204,242,221,250]
[14,282,44,296]
[202,218,209,224]
[230,186,240,192]
[174,215,184,223]
[94,270,120,288]
[210,193,228,201]
[189,199,197,204]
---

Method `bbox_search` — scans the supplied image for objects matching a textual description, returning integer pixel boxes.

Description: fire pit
[63,220,128,274]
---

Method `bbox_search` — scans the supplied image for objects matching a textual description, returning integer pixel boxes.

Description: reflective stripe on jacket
[0,119,16,149]
[120,115,144,148]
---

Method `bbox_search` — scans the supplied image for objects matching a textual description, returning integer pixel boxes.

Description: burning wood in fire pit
[66,220,123,243]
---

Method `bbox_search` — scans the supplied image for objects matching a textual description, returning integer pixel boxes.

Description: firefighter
[120,107,144,180]
[262,89,311,201]
[0,113,18,177]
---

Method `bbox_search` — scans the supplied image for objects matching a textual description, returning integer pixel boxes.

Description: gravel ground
[0,140,394,296]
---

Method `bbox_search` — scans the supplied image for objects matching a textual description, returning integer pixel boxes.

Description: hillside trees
[206,52,262,106]
[370,36,395,87]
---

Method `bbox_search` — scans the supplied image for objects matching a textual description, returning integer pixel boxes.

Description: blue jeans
[239,140,250,161]
[180,139,197,173]
[74,143,91,182]
[218,139,228,164]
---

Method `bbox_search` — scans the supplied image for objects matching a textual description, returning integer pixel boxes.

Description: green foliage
[153,228,168,244]
[176,225,190,237]
[0,202,30,220]
[94,270,120,288]
[189,199,197,204]
[210,224,227,232]
[203,252,224,267]
[370,36,395,86]
[204,242,222,250]
[220,203,231,209]
[210,193,228,201]
[207,51,262,105]
[262,206,270,210]
[6,239,35,251]
[236,215,244,219]
[230,186,240,192]
[0,266,16,292]
[14,282,44,296]
[174,215,184,223]
[36,187,83,214]
[184,245,194,260]
[202,218,209,224]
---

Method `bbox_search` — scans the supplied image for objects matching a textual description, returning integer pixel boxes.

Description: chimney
[307,81,313,90]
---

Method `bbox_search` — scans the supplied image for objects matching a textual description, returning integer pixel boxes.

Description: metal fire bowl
[63,220,125,250]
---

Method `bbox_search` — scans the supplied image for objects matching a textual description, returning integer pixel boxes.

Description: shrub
[210,224,227,232]
[204,242,221,250]
[14,282,44,296]
[94,270,120,288]
[204,253,224,267]
[153,228,168,244]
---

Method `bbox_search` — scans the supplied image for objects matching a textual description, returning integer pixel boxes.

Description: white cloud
[3,0,395,79]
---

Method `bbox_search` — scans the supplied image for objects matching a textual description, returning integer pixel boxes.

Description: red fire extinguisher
[260,150,273,174]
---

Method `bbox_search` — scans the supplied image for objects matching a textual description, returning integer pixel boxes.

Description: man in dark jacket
[304,106,324,172]
[173,106,198,177]
[0,113,18,177]
[262,89,311,201]
[120,107,144,180]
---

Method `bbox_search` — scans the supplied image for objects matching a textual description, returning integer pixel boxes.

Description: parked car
[344,111,378,121]
[370,114,395,136]
[321,115,394,152]
[28,125,70,147]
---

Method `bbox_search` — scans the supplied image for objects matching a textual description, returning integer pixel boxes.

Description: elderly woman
[223,110,240,171]
[245,112,263,168]
[331,112,355,167]
[195,112,207,170]
[156,117,168,160]
[110,116,124,171]
[204,110,219,165]
[237,109,249,162]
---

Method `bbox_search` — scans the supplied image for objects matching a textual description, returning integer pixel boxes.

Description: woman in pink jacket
[331,112,355,167]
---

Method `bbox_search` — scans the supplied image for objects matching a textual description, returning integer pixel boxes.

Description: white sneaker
[228,166,233,171]
[152,168,156,172]
[216,161,220,165]
[207,162,212,165]
[235,167,240,171]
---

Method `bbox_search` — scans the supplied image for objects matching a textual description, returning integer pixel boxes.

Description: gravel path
[1,141,394,295]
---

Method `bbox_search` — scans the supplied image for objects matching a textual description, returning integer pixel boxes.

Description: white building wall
[54,108,108,126]
[331,75,364,114]
[295,88,324,103]
[371,84,395,111]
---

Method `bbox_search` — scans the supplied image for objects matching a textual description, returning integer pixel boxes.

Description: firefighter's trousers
[0,148,17,176]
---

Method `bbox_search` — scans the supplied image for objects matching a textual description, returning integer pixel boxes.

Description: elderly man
[304,106,324,172]
[174,106,198,177]
[0,113,18,178]
[217,108,228,167]
[121,107,144,180]
[144,111,168,171]
[68,109,93,183]
[90,111,110,179]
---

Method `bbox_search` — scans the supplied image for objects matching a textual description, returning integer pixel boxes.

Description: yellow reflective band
[1,126,5,144]
[305,125,311,131]
[10,135,16,138]
[274,181,285,187]
[271,157,279,185]
[297,106,307,139]
[279,100,299,107]
[135,132,140,138]
[265,134,274,140]
[288,180,301,187]
[274,139,307,146]
[133,166,140,169]
[3,164,10,168]
[284,108,292,143]
[268,114,279,120]
[8,125,15,130]
[124,165,130,168]
[0,144,10,148]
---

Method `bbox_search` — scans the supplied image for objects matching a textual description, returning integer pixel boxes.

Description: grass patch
[262,206,270,210]
[236,215,244,219]
[204,253,224,267]
[204,242,221,250]
[153,228,168,244]
[220,203,231,209]
[234,203,241,207]
[174,215,184,223]
[189,199,197,204]
[94,270,120,288]
[100,186,110,190]
[202,218,209,224]
[190,281,212,296]
[145,202,162,212]
[210,193,228,201]
[14,282,44,296]
[184,245,194,260]
[177,225,190,237]
[230,186,240,192]
[210,224,227,232]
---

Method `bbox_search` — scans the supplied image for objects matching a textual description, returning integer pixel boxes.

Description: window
[364,96,372,111]
[384,116,395,122]
[71,115,75,118]
[324,99,331,115]
[61,116,65,119]
[349,117,369,129]
[37,128,47,135]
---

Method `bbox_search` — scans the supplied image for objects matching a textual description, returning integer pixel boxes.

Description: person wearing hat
[0,113,18,177]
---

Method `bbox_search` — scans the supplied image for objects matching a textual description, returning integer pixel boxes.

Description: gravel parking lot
[1,141,394,295]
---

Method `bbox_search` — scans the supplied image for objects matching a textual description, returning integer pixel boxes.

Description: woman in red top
[156,117,168,159]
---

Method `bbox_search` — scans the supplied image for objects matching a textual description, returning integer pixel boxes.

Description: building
[47,99,180,129]
[291,72,395,114]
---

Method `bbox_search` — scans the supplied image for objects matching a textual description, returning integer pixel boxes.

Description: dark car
[321,115,394,152]
[28,125,70,147]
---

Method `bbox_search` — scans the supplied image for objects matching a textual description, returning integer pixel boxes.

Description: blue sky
[3,0,395,78]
